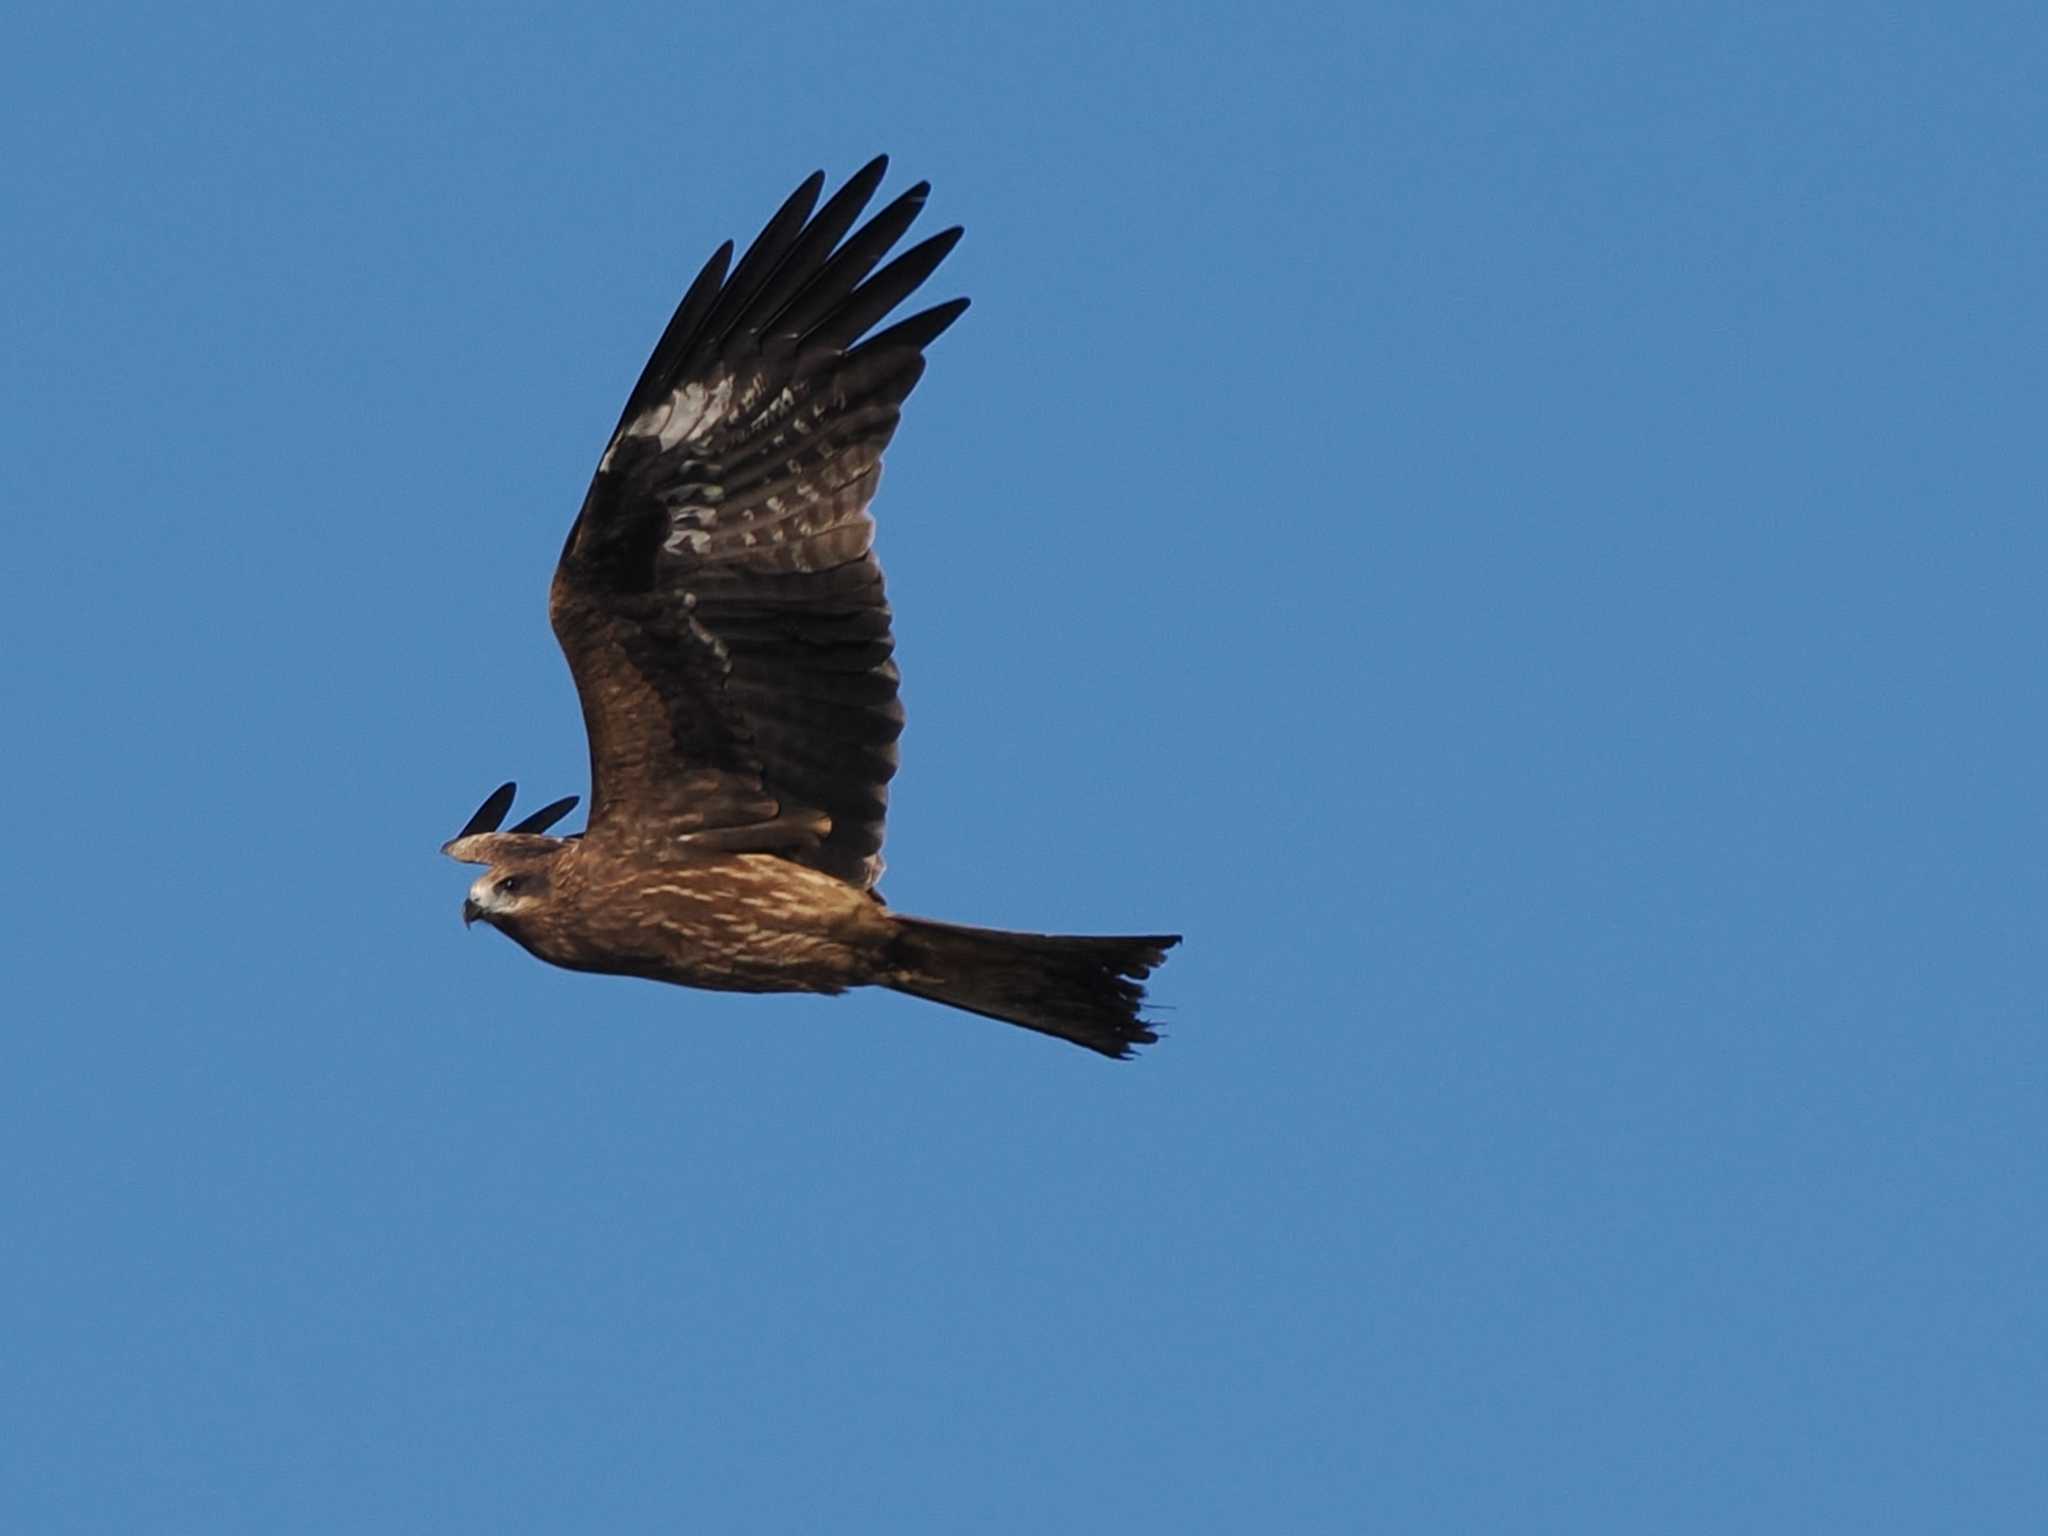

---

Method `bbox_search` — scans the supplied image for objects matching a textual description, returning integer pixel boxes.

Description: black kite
[443,160,1178,1057]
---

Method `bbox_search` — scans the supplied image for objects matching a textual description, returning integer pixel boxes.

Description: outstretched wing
[550,158,968,889]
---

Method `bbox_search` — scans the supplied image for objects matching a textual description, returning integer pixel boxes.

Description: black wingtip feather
[508,794,581,835]
[620,164,963,427]
[850,296,971,359]
[457,782,518,839]
[745,158,896,341]
[773,180,936,342]
[694,170,829,357]
[812,226,966,352]
[618,241,733,428]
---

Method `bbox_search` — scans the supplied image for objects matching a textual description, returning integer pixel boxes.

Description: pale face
[463,866,549,925]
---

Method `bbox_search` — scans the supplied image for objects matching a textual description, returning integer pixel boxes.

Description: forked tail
[885,917,1181,1058]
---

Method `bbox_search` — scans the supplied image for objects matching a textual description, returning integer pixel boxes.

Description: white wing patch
[624,371,888,573]
[664,527,712,556]
[602,372,738,470]
[646,373,734,449]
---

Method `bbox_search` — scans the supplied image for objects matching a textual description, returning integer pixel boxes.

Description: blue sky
[5,2,2044,1530]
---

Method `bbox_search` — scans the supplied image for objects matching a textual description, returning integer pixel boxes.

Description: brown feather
[550,164,968,888]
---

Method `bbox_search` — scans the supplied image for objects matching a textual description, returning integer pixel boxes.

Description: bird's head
[459,849,559,928]
[441,782,580,930]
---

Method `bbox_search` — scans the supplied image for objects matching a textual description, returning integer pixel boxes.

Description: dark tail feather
[885,917,1181,1059]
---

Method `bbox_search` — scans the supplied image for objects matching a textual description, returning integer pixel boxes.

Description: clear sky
[5,2,2044,1531]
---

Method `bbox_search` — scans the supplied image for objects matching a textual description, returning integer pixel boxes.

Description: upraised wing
[550,158,968,889]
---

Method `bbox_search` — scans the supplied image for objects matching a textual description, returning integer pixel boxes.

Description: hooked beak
[462,896,483,927]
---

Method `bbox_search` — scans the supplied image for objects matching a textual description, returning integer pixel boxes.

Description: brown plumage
[442,160,1178,1058]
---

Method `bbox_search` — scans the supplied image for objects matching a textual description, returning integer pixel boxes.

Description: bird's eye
[499,876,524,897]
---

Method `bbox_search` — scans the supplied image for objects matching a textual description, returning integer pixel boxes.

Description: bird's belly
[539,855,891,995]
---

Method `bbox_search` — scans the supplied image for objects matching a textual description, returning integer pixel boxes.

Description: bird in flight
[443,159,1178,1057]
